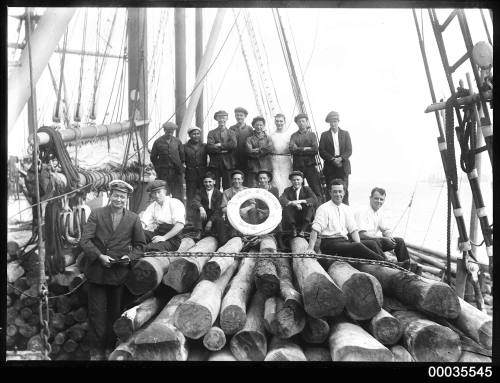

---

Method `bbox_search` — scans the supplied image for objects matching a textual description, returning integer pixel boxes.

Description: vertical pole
[127,8,148,145]
[24,9,37,139]
[175,8,187,132]
[195,8,205,136]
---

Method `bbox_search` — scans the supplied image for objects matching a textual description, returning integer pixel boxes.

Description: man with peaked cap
[80,179,146,360]
[190,171,228,245]
[207,110,237,190]
[230,106,254,186]
[150,121,185,201]
[255,169,280,225]
[246,116,274,187]
[184,126,207,203]
[289,113,323,200]
[141,179,186,252]
[279,170,318,238]
[319,110,352,204]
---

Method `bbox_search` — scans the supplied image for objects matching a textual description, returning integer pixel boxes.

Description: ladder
[413,9,493,300]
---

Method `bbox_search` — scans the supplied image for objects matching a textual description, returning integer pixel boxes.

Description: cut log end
[411,324,462,362]
[174,302,213,339]
[230,331,267,361]
[371,316,402,346]
[343,274,383,320]
[202,262,222,282]
[220,305,246,335]
[423,284,461,319]
[126,261,160,296]
[112,317,134,342]
[303,275,345,318]
[163,260,199,293]
[203,326,226,352]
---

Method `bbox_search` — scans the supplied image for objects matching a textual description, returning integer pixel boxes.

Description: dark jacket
[319,128,352,175]
[80,205,146,285]
[207,126,237,169]
[184,141,207,171]
[279,185,318,208]
[289,129,319,168]
[190,188,223,223]
[245,132,274,172]
[150,135,185,174]
[230,123,254,168]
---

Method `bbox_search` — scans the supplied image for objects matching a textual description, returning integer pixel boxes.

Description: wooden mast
[195,8,204,135]
[175,8,187,131]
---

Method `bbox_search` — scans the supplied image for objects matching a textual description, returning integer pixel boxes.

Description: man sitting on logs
[280,170,318,238]
[355,187,411,269]
[305,179,387,262]
[141,180,186,252]
[79,180,146,360]
[190,172,228,244]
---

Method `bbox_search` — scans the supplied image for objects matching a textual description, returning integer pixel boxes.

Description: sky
[7,7,493,191]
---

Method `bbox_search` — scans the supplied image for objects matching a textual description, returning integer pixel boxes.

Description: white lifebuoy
[227,188,282,236]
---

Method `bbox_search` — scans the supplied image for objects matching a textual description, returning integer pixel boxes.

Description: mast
[127,8,148,145]
[24,9,37,138]
[175,8,187,131]
[195,8,204,134]
[8,8,76,133]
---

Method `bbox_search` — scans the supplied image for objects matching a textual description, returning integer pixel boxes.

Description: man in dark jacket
[190,172,227,244]
[184,126,207,203]
[319,111,352,204]
[150,121,185,201]
[246,116,274,187]
[207,110,237,190]
[289,113,322,199]
[280,170,318,237]
[229,106,254,185]
[80,180,146,360]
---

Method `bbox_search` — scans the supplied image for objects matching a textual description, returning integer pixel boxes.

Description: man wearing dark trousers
[305,179,389,266]
[150,121,185,201]
[280,170,318,238]
[355,187,411,267]
[289,113,323,200]
[207,110,237,191]
[319,111,352,204]
[184,126,207,203]
[80,180,146,360]
[230,106,254,185]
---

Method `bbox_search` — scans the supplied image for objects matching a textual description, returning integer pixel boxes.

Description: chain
[38,284,52,359]
[141,250,409,273]
[8,278,87,299]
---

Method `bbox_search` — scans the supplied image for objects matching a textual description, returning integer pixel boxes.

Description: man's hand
[120,255,131,265]
[205,221,213,232]
[387,237,397,246]
[99,254,113,268]
[151,235,166,243]
[200,207,207,221]
[215,142,222,148]
[333,157,342,167]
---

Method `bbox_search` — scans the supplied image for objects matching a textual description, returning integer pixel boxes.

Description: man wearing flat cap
[80,179,146,360]
[230,107,254,185]
[289,113,323,200]
[319,111,352,204]
[246,116,274,187]
[279,170,318,237]
[207,110,237,190]
[183,126,207,203]
[141,179,186,252]
[150,121,185,201]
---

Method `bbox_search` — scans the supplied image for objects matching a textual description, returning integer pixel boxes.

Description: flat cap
[294,113,309,123]
[109,179,134,194]
[203,171,217,181]
[231,169,245,179]
[325,111,340,122]
[251,116,266,126]
[234,107,248,116]
[147,179,167,193]
[188,126,201,134]
[288,170,304,180]
[256,169,273,182]
[162,121,178,130]
[214,110,228,120]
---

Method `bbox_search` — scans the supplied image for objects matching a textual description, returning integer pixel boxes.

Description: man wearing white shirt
[355,187,410,264]
[306,179,386,262]
[141,180,185,251]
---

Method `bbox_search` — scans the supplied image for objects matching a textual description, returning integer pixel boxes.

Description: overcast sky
[8,7,493,189]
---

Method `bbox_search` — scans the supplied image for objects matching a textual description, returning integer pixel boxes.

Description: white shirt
[207,189,214,209]
[294,186,301,201]
[331,129,340,157]
[311,200,358,239]
[355,205,391,237]
[141,196,186,231]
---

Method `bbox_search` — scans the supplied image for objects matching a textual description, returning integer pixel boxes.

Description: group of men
[78,107,412,360]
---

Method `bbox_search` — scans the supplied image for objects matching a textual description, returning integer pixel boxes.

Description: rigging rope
[54,28,69,124]
[75,8,88,123]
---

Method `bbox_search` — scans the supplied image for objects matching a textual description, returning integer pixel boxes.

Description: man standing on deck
[150,121,185,201]
[246,116,274,187]
[355,187,411,264]
[305,179,392,265]
[80,180,146,360]
[319,111,352,204]
[230,107,254,186]
[289,113,323,200]
[270,113,293,194]
[183,126,207,203]
[141,180,186,252]
[207,110,237,191]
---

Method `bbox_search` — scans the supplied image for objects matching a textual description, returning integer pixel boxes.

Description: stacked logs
[110,235,492,362]
[6,240,91,360]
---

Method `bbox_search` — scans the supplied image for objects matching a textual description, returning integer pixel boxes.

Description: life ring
[227,188,282,236]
